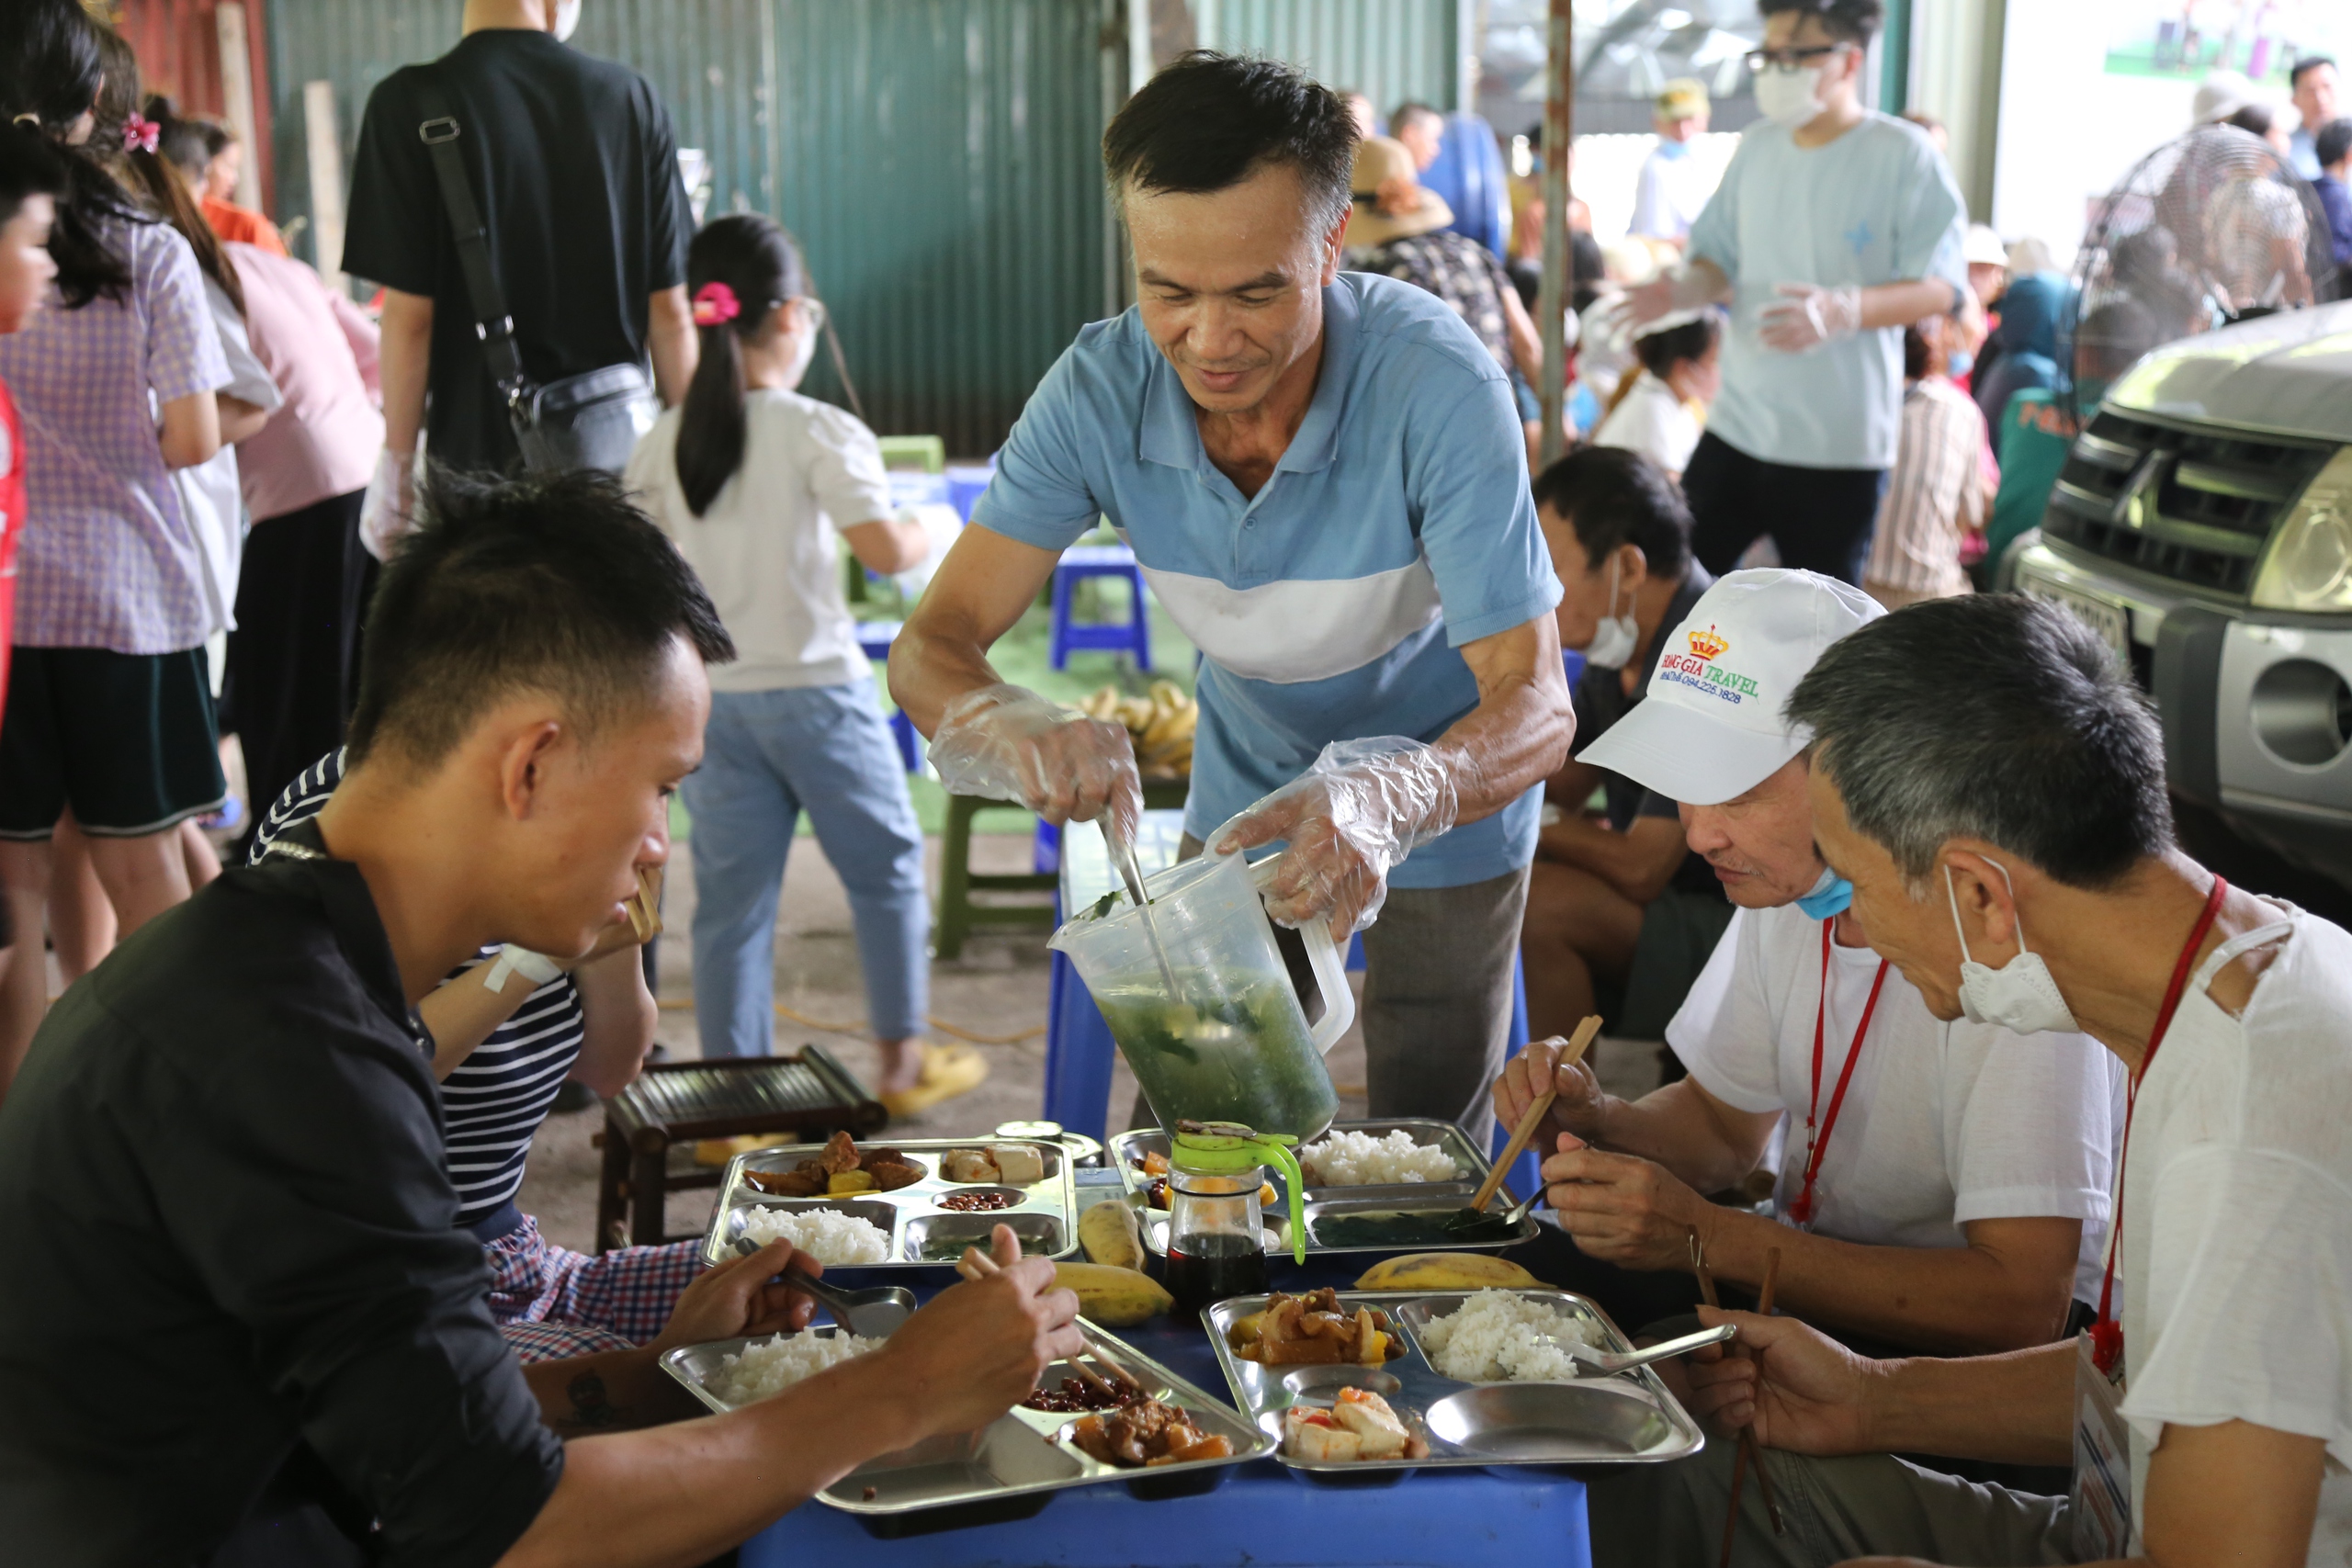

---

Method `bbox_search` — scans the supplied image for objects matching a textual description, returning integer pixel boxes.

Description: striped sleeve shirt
[252,750,586,1230]
[1865,376,1987,601]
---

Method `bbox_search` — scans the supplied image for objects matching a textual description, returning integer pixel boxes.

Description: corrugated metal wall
[1194,0,1462,116]
[263,0,1115,455]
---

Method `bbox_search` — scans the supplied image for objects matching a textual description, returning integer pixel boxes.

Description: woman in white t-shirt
[626,215,981,1115]
[1591,309,1721,479]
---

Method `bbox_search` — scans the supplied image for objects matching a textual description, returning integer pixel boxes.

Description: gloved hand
[927,683,1143,849]
[358,447,417,562]
[1207,738,1462,939]
[1623,265,1719,329]
[1758,282,1863,353]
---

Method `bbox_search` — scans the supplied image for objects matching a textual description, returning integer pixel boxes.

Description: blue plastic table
[740,1232,1590,1568]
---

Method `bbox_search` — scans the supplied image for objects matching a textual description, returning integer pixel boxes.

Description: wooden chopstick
[1715,1244,1787,1562]
[1470,1014,1602,1213]
[959,1240,1141,1400]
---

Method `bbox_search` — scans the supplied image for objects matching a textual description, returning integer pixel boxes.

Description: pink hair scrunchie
[691,281,741,327]
[123,113,161,155]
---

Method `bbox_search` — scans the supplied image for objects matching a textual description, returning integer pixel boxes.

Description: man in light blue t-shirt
[1627,0,1967,586]
[890,52,1573,1139]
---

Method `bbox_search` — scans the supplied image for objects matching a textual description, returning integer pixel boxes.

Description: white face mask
[1582,554,1640,670]
[1945,862,2078,1035]
[550,0,582,41]
[1753,60,1830,128]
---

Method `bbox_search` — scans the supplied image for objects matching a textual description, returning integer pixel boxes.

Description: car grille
[2042,412,2336,598]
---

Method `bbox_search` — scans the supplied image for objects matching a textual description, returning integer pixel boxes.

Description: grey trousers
[1587,1435,2077,1568]
[1136,848,1530,1145]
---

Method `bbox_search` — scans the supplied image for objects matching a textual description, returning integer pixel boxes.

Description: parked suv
[2013,302,2352,893]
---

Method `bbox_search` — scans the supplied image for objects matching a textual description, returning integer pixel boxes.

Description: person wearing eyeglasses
[1624,0,1967,591]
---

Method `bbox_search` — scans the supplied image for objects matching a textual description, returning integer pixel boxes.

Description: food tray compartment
[1204,1289,1703,1472]
[699,1138,1078,1269]
[901,1210,1068,1264]
[659,1324,1272,1514]
[1128,1190,1537,1259]
[1113,1119,1489,1207]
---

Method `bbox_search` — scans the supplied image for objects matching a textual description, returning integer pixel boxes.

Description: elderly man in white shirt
[1496,570,2123,1357]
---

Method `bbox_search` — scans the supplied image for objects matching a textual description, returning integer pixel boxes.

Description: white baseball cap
[1962,223,2007,268]
[2191,69,2260,126]
[1577,569,1883,806]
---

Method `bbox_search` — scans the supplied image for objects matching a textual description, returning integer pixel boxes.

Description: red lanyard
[2090,874,2229,1376]
[1787,918,1890,1228]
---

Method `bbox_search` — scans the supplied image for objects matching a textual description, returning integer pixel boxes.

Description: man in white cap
[1495,569,2123,1358]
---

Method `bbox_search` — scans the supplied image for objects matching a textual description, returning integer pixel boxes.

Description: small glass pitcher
[1163,1121,1306,1316]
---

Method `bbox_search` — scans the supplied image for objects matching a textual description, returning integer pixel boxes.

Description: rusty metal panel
[1194,0,1461,115]
[260,0,1114,455]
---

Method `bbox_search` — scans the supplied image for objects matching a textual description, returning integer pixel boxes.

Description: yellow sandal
[879,1042,989,1120]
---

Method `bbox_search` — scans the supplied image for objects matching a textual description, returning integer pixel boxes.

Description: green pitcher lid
[1170,1121,1307,1264]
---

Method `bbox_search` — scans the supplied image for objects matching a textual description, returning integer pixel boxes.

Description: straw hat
[1656,78,1709,121]
[1348,135,1453,248]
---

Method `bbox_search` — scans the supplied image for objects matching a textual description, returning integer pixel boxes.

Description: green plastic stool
[933,795,1057,959]
[876,434,945,473]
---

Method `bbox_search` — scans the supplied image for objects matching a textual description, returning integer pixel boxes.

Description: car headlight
[2252,446,2352,613]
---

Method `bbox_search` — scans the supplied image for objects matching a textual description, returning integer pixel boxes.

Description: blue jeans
[683,681,928,1056]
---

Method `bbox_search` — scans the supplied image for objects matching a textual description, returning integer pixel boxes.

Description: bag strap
[413,68,527,401]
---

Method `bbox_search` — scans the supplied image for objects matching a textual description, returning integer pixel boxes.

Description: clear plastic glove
[1623,265,1718,328]
[1207,738,1461,938]
[1757,282,1863,353]
[358,447,416,562]
[927,683,1142,848]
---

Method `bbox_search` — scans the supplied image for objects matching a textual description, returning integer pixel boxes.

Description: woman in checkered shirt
[1862,315,1994,610]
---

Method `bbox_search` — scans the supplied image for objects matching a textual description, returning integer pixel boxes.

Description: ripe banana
[1054,1261,1174,1326]
[1351,1252,1547,1292]
[1077,1199,1147,1270]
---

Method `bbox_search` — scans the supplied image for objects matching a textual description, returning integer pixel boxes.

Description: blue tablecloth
[741,1187,1593,1568]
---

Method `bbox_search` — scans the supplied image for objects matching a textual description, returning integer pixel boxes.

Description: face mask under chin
[1944,863,2079,1035]
[1581,554,1640,670]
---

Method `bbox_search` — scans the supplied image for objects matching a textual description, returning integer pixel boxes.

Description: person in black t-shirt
[0,468,1083,1568]
[1521,447,1729,1043]
[343,0,696,540]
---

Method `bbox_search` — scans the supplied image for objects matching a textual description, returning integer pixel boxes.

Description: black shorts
[0,647,226,839]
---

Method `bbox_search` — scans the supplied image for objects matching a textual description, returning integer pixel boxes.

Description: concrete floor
[518,831,1666,1254]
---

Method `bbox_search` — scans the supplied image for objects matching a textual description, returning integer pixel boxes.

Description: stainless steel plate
[699,1138,1079,1270]
[1204,1289,1705,1472]
[658,1321,1274,1514]
[1113,1121,1522,1257]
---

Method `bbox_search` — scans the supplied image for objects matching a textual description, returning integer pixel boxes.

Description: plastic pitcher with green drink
[1047,850,1351,1139]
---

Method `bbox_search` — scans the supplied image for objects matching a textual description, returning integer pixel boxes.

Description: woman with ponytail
[1591,308,1722,480]
[0,0,234,1094]
[624,213,978,1115]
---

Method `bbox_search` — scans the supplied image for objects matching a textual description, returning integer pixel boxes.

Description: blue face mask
[1794,867,1853,919]
[1947,346,1974,379]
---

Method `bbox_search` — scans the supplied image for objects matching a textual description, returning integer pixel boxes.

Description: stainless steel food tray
[700,1137,1079,1270]
[1204,1289,1704,1472]
[1113,1120,1532,1257]
[659,1320,1274,1514]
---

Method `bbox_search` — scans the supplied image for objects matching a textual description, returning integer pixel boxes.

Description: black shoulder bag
[414,72,657,475]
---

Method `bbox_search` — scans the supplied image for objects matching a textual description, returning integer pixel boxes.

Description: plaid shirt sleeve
[140,226,231,405]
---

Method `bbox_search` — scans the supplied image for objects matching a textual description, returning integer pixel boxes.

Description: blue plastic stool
[1048,544,1152,671]
[944,459,994,523]
[854,621,921,773]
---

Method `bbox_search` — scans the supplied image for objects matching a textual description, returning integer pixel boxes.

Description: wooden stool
[594,1047,885,1253]
[932,794,1057,960]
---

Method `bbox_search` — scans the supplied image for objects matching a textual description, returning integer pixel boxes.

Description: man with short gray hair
[893,51,1572,1139]
[1648,593,2352,1567]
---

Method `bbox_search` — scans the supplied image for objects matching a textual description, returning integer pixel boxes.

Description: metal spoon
[1552,1321,1737,1376]
[732,1237,915,1338]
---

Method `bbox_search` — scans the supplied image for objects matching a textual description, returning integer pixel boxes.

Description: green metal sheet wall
[1194,0,1461,116]
[263,0,1114,456]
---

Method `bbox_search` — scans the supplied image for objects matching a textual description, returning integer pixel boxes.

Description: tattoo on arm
[562,1371,628,1432]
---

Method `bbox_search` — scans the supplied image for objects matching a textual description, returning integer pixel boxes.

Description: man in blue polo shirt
[892,51,1573,1137]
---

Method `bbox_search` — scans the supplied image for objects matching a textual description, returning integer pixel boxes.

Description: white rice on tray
[1417,1290,1599,1382]
[707,1330,881,1405]
[736,1206,891,1264]
[1297,1129,1462,1187]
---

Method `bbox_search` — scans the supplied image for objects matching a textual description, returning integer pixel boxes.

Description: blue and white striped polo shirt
[975,272,1560,888]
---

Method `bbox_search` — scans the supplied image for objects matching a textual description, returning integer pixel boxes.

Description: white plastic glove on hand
[1207,738,1463,939]
[1758,283,1863,353]
[927,683,1143,849]
[358,447,417,563]
[1623,265,1717,329]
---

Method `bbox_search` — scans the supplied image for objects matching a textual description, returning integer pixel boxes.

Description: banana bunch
[1075,679,1195,779]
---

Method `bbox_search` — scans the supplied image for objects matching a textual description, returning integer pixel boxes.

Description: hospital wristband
[484,943,563,995]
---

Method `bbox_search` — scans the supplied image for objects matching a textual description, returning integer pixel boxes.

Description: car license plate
[2022,577,2132,662]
